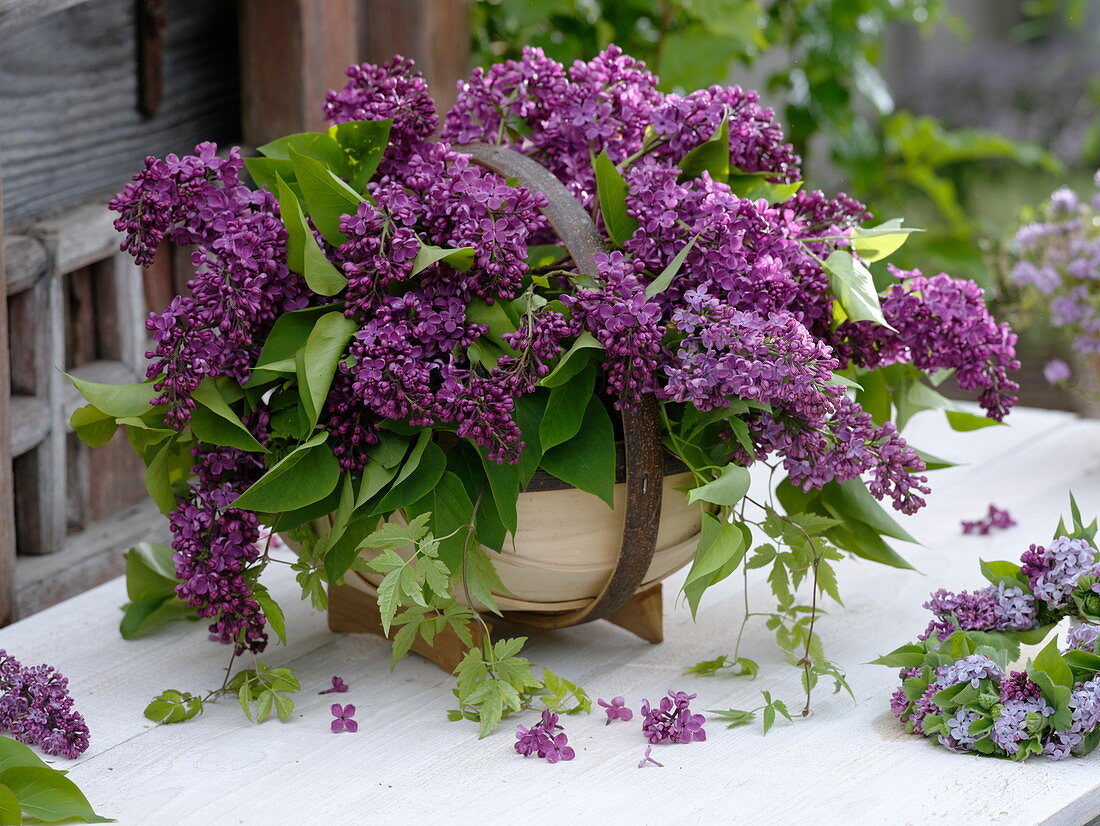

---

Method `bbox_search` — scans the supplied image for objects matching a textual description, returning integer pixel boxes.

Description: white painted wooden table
[4,406,1100,826]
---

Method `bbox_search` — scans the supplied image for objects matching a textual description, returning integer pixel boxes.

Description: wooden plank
[10,231,65,555]
[239,0,360,145]
[0,0,92,29]
[0,0,240,223]
[359,0,470,114]
[0,150,15,625]
[3,234,47,295]
[13,498,167,618]
[9,393,49,456]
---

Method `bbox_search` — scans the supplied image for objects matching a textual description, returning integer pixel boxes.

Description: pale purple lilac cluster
[1011,172,1100,378]
[961,504,1016,535]
[892,646,1100,760]
[920,583,1037,642]
[514,710,575,762]
[0,650,90,759]
[839,268,1021,422]
[640,691,707,744]
[1020,537,1100,609]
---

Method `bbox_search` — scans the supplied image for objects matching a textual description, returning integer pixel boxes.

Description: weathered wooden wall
[0,0,473,622]
[0,0,240,223]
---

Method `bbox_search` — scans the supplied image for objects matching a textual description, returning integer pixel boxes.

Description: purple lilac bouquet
[1009,172,1100,388]
[878,498,1100,760]
[72,48,1019,733]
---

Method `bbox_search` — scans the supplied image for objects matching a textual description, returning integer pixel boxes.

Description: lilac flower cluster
[961,504,1016,535]
[1020,537,1100,608]
[169,444,268,654]
[563,252,664,406]
[839,268,1020,421]
[0,650,90,759]
[110,144,309,428]
[1011,172,1100,376]
[640,691,707,744]
[514,710,575,762]
[920,583,1037,642]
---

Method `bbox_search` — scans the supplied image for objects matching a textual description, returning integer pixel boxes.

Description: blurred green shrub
[470,0,1062,281]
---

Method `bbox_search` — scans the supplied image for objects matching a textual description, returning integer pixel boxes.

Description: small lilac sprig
[319,676,349,695]
[330,703,358,733]
[0,650,90,759]
[640,691,707,744]
[514,710,575,763]
[597,696,633,725]
[961,505,1017,535]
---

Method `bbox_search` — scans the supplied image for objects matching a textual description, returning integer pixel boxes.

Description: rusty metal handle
[457,142,664,626]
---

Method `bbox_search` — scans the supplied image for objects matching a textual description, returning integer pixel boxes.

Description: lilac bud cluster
[838,268,1021,421]
[1011,173,1100,368]
[640,691,707,744]
[0,651,90,759]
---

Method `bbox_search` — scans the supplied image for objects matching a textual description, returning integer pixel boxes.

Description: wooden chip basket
[317,144,703,670]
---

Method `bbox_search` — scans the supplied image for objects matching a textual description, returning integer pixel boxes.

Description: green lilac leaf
[190,379,267,453]
[822,249,891,328]
[539,331,603,387]
[329,119,392,190]
[0,782,19,826]
[594,149,638,247]
[645,235,698,298]
[70,404,118,448]
[64,374,155,418]
[375,441,446,514]
[297,311,357,430]
[849,218,923,263]
[411,244,476,275]
[539,364,594,450]
[232,433,340,513]
[678,115,729,182]
[687,462,751,507]
[275,174,347,296]
[539,395,616,507]
[0,767,112,823]
[288,147,364,244]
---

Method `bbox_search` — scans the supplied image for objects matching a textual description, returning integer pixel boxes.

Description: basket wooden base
[327,581,665,672]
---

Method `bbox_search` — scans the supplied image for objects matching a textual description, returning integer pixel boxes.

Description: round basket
[342,457,702,614]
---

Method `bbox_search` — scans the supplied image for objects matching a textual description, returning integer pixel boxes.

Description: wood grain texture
[0,155,15,624]
[0,0,240,223]
[239,0,359,145]
[1,406,1096,824]
[359,0,469,114]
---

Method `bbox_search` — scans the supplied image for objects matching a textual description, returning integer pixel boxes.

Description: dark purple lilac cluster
[110,144,309,428]
[640,691,707,744]
[839,268,1021,422]
[0,650,90,759]
[563,252,664,406]
[169,444,268,654]
[961,504,1016,535]
[513,710,575,762]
